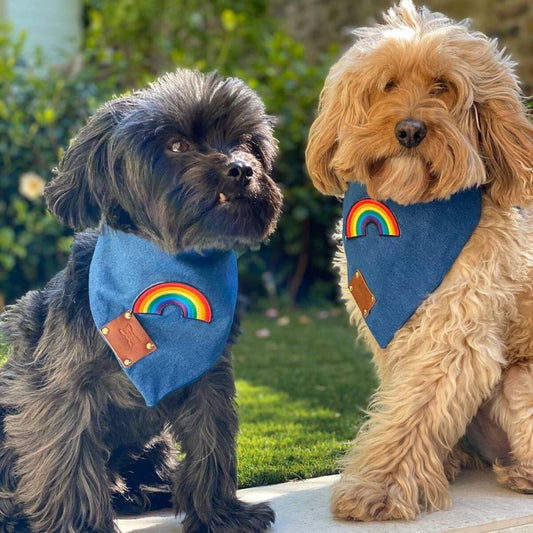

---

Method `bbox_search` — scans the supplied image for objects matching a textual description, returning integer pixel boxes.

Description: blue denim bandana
[343,183,482,348]
[89,226,238,406]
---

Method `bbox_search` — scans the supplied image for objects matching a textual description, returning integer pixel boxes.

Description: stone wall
[271,0,533,95]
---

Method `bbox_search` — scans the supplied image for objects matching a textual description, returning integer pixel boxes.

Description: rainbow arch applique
[345,198,400,238]
[132,282,212,322]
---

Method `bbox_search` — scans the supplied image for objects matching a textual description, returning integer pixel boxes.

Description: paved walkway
[117,470,533,532]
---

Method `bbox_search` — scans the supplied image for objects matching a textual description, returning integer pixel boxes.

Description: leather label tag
[349,270,376,318]
[100,312,156,368]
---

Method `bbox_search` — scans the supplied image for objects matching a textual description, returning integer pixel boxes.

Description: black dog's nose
[395,119,427,148]
[227,161,253,184]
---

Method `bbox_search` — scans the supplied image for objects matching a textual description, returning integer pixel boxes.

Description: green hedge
[0,27,96,301]
[1,2,340,304]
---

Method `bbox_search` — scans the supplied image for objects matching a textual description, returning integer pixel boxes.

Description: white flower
[19,172,45,201]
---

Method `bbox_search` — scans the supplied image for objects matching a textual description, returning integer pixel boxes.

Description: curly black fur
[0,69,282,533]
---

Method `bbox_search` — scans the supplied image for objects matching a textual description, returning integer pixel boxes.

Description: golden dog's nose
[395,119,427,148]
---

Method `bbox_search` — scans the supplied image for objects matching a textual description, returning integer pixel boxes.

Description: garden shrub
[0,27,99,302]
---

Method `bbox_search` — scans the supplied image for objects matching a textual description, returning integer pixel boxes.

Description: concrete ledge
[117,470,533,532]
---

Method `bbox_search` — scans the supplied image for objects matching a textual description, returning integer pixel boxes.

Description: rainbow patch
[132,282,212,322]
[346,198,400,238]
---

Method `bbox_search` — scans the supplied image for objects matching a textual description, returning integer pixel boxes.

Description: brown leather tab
[348,270,376,318]
[100,311,156,368]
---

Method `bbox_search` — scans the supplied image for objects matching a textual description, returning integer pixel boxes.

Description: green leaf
[221,9,238,32]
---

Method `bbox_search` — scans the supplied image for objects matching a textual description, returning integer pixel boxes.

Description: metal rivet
[123,359,132,366]
[101,327,109,335]
[363,309,368,317]
[124,312,132,320]
[355,271,361,278]
[348,285,353,291]
[146,342,154,350]
[371,296,375,302]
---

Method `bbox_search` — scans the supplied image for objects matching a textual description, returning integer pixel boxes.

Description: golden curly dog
[306,0,533,522]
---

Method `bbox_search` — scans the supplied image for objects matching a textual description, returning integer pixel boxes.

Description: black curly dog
[0,69,282,533]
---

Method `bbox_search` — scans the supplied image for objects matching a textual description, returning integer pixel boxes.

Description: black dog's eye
[168,140,190,153]
[430,79,449,95]
[384,79,398,92]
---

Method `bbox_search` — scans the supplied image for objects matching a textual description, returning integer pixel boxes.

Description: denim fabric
[89,226,238,406]
[343,183,482,348]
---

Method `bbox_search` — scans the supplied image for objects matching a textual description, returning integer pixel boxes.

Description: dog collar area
[342,183,482,348]
[89,227,238,406]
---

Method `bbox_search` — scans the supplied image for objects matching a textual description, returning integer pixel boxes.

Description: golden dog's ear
[306,58,363,196]
[476,81,533,208]
[306,81,344,195]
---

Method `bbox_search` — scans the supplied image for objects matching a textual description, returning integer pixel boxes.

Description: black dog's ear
[45,100,126,230]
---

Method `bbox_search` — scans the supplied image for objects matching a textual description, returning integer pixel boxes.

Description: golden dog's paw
[494,462,533,494]
[443,443,487,483]
[331,475,420,521]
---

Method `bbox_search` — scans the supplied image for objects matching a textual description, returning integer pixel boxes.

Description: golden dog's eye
[430,79,449,95]
[168,140,190,153]
[384,79,398,92]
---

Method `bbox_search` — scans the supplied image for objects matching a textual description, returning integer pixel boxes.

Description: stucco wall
[1,0,82,64]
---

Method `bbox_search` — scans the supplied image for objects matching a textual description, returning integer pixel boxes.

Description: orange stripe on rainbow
[346,198,400,238]
[132,282,212,322]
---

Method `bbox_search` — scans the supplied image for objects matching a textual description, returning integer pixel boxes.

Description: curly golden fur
[306,0,533,522]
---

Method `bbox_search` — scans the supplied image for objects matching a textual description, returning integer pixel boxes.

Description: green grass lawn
[0,307,376,489]
[0,340,7,366]
[234,307,375,487]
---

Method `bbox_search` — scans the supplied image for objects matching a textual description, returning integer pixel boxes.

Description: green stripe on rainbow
[132,282,212,322]
[346,198,400,238]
